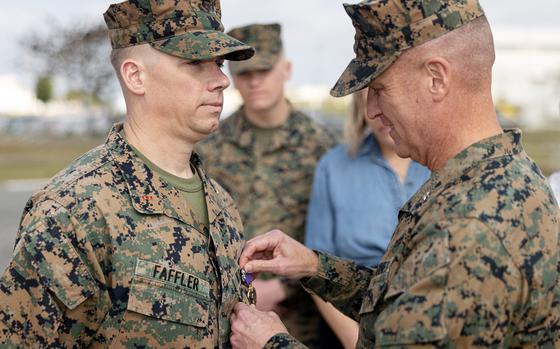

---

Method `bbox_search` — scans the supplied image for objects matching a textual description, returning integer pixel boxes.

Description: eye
[216,59,225,68]
[186,60,202,66]
[370,87,383,96]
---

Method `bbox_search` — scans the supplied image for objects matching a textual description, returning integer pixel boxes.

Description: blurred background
[1,0,559,270]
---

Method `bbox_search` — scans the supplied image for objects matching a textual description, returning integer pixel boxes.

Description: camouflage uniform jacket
[0,124,251,348]
[197,106,335,347]
[265,129,560,348]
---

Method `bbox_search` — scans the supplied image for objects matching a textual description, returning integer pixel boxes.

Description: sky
[1,0,559,90]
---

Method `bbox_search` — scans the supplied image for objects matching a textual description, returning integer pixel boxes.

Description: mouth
[372,113,393,128]
[249,90,267,97]
[202,102,223,112]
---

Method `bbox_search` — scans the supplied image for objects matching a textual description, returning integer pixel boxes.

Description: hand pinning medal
[240,269,257,305]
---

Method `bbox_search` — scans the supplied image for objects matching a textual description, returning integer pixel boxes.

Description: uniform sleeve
[263,333,309,349]
[359,218,526,348]
[301,251,373,321]
[0,200,109,347]
[304,157,336,255]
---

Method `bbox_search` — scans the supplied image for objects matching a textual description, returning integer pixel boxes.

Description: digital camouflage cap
[226,23,283,75]
[103,0,255,61]
[331,0,485,97]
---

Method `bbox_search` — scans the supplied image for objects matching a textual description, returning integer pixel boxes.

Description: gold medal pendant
[247,283,257,305]
[240,269,257,305]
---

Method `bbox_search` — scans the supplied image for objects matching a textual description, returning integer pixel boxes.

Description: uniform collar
[106,123,229,227]
[222,102,307,152]
[401,129,523,217]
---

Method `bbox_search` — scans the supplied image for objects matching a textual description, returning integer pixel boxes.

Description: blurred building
[0,74,113,137]
[492,27,560,128]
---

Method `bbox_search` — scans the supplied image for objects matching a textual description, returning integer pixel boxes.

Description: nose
[366,87,382,120]
[246,71,265,88]
[209,63,230,92]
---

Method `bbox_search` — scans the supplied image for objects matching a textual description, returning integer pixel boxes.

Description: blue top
[304,134,430,267]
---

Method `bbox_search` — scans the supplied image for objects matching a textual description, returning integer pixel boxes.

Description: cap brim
[330,55,397,97]
[228,53,280,75]
[150,30,255,61]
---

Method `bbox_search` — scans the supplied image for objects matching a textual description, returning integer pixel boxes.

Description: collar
[401,129,523,216]
[356,133,378,158]
[221,102,308,152]
[106,123,229,227]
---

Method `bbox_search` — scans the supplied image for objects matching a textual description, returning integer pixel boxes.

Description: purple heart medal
[240,269,257,305]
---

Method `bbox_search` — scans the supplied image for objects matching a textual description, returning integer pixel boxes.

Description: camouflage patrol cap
[226,23,283,75]
[331,0,485,97]
[103,0,254,61]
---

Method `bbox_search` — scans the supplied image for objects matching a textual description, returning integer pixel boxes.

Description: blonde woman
[304,89,429,348]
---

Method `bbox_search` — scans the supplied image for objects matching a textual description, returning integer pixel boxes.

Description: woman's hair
[343,89,368,158]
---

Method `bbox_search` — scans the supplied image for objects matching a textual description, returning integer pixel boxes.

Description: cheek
[266,73,285,94]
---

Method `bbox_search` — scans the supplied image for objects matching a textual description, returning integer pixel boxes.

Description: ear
[120,59,146,96]
[282,59,292,81]
[423,57,450,102]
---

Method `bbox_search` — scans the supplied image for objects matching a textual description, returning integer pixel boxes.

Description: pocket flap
[359,259,392,315]
[24,231,96,310]
[374,266,448,346]
[128,259,210,327]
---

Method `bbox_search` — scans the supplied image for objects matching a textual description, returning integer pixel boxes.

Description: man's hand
[230,302,288,349]
[240,229,319,279]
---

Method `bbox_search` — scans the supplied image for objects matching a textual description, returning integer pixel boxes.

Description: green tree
[20,20,115,106]
[35,75,53,103]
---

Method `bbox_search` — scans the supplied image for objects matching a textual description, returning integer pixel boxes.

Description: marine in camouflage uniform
[271,130,560,348]
[230,0,560,348]
[197,24,336,348]
[0,0,256,347]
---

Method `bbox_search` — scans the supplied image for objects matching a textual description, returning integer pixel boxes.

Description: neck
[123,113,194,179]
[425,95,502,171]
[243,98,290,128]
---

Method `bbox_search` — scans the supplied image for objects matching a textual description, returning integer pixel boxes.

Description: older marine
[229,0,560,348]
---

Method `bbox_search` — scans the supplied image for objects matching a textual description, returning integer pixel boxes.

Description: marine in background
[198,23,336,349]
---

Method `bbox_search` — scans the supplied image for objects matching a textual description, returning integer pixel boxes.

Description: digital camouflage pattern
[0,124,253,348]
[265,130,560,348]
[331,0,484,97]
[104,0,254,61]
[227,23,283,75]
[197,107,336,348]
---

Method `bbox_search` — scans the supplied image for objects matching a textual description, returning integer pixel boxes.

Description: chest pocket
[125,259,210,327]
[358,233,450,347]
[357,259,393,348]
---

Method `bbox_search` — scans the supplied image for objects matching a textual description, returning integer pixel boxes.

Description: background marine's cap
[103,0,254,61]
[331,0,484,97]
[226,23,283,75]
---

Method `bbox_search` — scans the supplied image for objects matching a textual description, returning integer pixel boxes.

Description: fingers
[240,230,284,267]
[230,301,289,349]
[231,303,256,338]
[230,302,250,349]
[233,301,251,313]
[243,259,282,274]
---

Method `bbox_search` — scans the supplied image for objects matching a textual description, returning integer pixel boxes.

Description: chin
[395,149,410,159]
[246,101,273,113]
[200,122,219,136]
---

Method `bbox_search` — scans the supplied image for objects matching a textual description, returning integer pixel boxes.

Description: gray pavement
[0,180,44,271]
